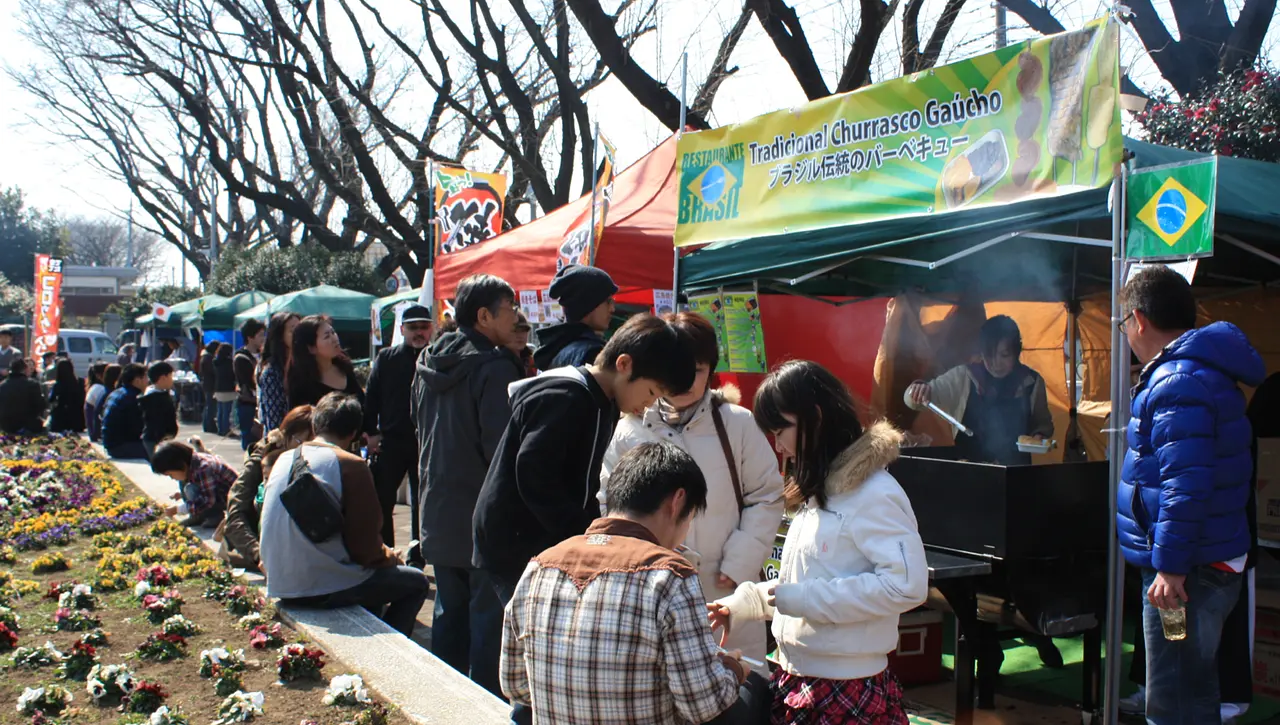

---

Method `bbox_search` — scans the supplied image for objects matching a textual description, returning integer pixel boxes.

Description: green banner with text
[1125,158,1217,260]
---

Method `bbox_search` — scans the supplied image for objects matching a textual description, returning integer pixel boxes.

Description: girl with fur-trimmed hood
[601,312,786,672]
[710,360,928,725]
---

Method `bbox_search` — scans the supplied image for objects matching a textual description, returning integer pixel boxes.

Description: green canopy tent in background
[373,287,421,328]
[232,284,377,333]
[680,139,1280,300]
[199,291,277,329]
[134,294,229,328]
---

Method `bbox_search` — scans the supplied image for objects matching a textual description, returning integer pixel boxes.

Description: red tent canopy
[434,135,677,303]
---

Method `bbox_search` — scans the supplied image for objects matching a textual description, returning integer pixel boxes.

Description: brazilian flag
[1126,158,1217,260]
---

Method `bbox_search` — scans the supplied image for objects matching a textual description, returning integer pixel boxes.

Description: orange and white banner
[32,254,64,357]
[433,166,508,256]
[557,133,617,272]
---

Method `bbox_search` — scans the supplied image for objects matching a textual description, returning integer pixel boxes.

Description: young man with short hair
[474,313,697,603]
[500,442,759,724]
[101,363,150,460]
[140,361,179,460]
[235,319,268,450]
[261,393,430,636]
[412,274,524,695]
[1118,266,1265,725]
[151,440,238,528]
[533,264,618,372]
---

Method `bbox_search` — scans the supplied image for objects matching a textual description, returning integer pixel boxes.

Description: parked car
[56,329,119,373]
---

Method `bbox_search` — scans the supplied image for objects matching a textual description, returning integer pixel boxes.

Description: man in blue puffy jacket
[1117,266,1265,725]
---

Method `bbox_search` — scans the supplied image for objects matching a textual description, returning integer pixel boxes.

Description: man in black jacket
[234,319,266,451]
[532,264,617,372]
[412,275,523,696]
[199,342,218,433]
[0,358,47,434]
[365,304,433,553]
[139,361,179,459]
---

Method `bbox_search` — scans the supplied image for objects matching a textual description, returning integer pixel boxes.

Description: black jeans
[286,565,430,637]
[237,402,260,451]
[703,672,773,725]
[433,565,504,697]
[370,436,420,550]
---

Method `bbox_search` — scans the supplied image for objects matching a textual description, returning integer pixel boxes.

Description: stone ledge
[107,454,509,724]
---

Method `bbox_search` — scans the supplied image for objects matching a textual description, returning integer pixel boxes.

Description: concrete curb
[107,456,509,724]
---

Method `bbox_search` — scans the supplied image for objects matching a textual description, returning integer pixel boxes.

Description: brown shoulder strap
[709,402,744,513]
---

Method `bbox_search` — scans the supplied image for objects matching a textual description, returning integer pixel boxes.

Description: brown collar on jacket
[825,420,904,498]
[533,518,696,592]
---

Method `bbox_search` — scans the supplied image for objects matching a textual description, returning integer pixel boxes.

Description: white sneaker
[1117,687,1144,715]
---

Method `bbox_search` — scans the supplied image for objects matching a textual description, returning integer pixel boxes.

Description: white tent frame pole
[1103,164,1131,725]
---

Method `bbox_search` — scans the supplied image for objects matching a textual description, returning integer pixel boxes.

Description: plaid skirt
[770,669,909,725]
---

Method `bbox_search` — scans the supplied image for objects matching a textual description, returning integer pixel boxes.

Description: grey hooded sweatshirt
[412,327,525,569]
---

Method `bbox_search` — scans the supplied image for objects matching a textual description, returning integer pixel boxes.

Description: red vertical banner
[32,254,64,358]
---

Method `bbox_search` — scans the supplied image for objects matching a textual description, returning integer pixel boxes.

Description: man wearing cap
[533,264,617,372]
[364,304,433,560]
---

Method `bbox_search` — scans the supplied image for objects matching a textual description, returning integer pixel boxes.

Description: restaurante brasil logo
[679,144,745,225]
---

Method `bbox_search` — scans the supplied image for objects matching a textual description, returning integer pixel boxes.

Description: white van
[56,329,119,374]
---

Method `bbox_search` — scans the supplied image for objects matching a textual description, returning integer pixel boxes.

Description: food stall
[672,15,1280,725]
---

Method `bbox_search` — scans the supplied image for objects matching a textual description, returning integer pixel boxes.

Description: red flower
[1221,144,1235,155]
[1208,99,1221,112]
[70,641,96,657]
[0,622,17,650]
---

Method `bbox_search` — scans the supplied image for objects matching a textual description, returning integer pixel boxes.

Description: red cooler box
[888,609,944,686]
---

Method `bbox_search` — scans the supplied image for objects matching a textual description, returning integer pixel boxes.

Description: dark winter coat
[531,322,604,372]
[412,326,524,568]
[1118,322,1266,573]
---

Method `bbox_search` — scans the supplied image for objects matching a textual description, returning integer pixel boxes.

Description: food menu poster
[686,292,730,373]
[674,17,1121,247]
[721,292,767,374]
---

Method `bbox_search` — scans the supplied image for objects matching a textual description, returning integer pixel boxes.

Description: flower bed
[0,436,408,725]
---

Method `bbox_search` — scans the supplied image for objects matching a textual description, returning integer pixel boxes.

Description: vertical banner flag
[1126,158,1217,260]
[433,165,509,256]
[558,133,618,271]
[687,292,730,373]
[653,290,676,317]
[370,302,383,346]
[31,254,64,358]
[674,19,1122,247]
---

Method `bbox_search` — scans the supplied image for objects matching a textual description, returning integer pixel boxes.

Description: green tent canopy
[232,285,377,333]
[135,294,229,327]
[374,288,421,328]
[199,291,277,329]
[680,139,1280,299]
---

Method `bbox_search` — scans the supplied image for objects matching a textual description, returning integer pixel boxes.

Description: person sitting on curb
[151,440,239,528]
[221,405,315,572]
[500,441,769,725]
[140,361,179,460]
[260,392,430,637]
[0,357,48,434]
[101,364,149,460]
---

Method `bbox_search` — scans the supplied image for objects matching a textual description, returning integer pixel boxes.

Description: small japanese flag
[153,303,172,322]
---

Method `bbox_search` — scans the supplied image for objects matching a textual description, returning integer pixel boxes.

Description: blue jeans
[217,400,234,436]
[107,441,150,460]
[432,565,504,698]
[287,565,429,637]
[1142,565,1242,725]
[237,402,260,450]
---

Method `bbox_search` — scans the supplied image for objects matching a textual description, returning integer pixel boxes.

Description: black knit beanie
[549,265,619,322]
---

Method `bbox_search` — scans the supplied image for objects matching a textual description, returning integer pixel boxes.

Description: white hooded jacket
[716,421,929,681]
[600,386,786,666]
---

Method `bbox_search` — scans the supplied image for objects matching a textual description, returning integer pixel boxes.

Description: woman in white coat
[601,311,785,670]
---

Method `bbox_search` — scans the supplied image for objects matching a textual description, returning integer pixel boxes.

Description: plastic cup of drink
[1159,606,1187,641]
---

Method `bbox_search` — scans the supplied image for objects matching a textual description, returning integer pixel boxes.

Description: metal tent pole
[1103,162,1130,725]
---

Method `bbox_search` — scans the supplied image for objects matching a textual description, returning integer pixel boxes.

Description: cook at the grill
[904,315,1053,465]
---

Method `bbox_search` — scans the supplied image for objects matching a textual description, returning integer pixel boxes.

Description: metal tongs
[926,401,973,437]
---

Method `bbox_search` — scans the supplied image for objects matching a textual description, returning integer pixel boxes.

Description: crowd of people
[1,260,1270,725]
